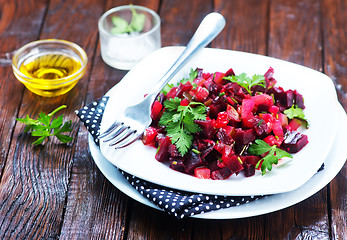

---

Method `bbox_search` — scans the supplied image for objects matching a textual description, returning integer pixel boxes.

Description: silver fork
[99,12,226,149]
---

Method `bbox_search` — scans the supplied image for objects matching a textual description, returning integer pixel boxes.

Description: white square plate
[100,47,338,196]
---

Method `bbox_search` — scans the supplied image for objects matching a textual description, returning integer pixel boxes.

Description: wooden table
[0,0,346,239]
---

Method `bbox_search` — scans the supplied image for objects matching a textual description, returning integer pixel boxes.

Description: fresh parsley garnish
[224,73,265,95]
[110,7,145,35]
[16,105,73,145]
[159,97,207,156]
[284,105,309,128]
[248,139,292,175]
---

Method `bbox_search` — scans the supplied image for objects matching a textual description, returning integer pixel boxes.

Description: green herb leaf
[248,139,292,175]
[16,105,73,145]
[110,16,129,35]
[110,7,145,35]
[224,73,265,95]
[159,97,207,156]
[284,105,309,128]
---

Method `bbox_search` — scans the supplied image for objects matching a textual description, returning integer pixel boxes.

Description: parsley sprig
[159,97,207,156]
[284,105,309,128]
[16,105,73,145]
[248,139,292,175]
[224,73,265,95]
[110,7,145,35]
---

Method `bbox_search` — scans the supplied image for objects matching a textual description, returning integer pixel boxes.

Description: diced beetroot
[284,90,295,108]
[241,98,255,120]
[222,125,236,137]
[226,105,240,122]
[259,113,275,130]
[180,98,190,106]
[211,167,232,180]
[264,67,276,88]
[170,157,186,172]
[287,118,303,131]
[241,155,261,166]
[213,72,225,84]
[281,131,308,153]
[142,127,158,146]
[234,128,256,145]
[168,143,181,157]
[198,139,216,158]
[222,144,234,158]
[166,87,178,99]
[155,136,171,162]
[214,141,226,154]
[151,101,163,121]
[272,119,284,139]
[216,128,234,145]
[184,151,204,173]
[243,163,255,177]
[214,111,229,128]
[224,68,236,77]
[194,86,209,101]
[217,159,227,168]
[176,81,193,98]
[194,167,211,179]
[202,75,213,88]
[277,113,288,127]
[252,94,273,111]
[269,105,279,115]
[222,155,244,173]
[195,119,216,139]
[294,90,305,109]
[263,135,282,147]
[252,116,271,137]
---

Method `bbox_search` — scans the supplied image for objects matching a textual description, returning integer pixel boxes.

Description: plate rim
[99,46,339,196]
[91,102,346,219]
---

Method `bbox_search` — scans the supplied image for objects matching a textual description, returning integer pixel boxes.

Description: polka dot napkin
[76,97,263,218]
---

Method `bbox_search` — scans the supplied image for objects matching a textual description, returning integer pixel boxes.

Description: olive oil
[19,52,81,80]
[17,51,85,97]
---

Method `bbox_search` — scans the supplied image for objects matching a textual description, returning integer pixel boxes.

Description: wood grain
[0,0,346,239]
[322,0,347,239]
[265,0,330,239]
[0,0,102,238]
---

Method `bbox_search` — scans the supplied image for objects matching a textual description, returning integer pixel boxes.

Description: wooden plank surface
[0,0,346,239]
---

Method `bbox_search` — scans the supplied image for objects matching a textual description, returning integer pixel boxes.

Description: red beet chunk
[170,157,186,173]
[241,155,261,166]
[176,81,193,98]
[195,119,216,139]
[184,151,204,173]
[197,139,215,158]
[216,128,234,145]
[211,167,232,180]
[243,163,255,177]
[222,155,244,173]
[224,68,236,77]
[155,136,171,162]
[234,128,256,145]
[294,90,305,109]
[281,131,308,153]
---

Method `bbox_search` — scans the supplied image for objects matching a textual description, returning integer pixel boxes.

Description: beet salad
[142,67,309,180]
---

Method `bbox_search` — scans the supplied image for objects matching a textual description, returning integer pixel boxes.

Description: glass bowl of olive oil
[12,39,88,97]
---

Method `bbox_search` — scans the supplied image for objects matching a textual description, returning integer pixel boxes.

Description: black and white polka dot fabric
[76,97,263,218]
[75,97,108,146]
[120,170,262,218]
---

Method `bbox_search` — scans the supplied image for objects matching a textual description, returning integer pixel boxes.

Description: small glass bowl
[12,39,88,97]
[98,5,161,70]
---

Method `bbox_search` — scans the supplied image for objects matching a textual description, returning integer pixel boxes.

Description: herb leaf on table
[17,105,73,145]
